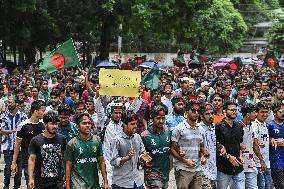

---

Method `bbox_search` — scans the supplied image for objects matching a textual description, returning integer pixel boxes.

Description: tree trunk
[24,46,36,67]
[98,14,114,60]
[13,46,17,64]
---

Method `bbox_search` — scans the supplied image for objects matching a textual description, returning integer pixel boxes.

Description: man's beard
[175,108,184,115]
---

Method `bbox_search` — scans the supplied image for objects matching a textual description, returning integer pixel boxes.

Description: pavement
[0,157,177,189]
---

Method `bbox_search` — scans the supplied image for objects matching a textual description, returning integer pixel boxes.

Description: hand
[201,156,207,165]
[141,152,152,163]
[258,140,265,148]
[126,149,136,161]
[228,155,242,167]
[240,144,246,151]
[220,145,226,157]
[184,159,196,168]
[11,162,18,174]
[260,160,267,172]
[271,138,277,149]
[253,91,259,99]
[28,178,35,189]
[239,156,244,165]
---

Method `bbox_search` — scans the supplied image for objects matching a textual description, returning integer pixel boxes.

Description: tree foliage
[267,18,284,55]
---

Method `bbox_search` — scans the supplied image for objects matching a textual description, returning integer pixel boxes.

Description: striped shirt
[0,110,27,151]
[172,120,204,172]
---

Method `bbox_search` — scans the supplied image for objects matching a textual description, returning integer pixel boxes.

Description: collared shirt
[0,110,27,151]
[267,120,284,169]
[85,97,106,132]
[251,119,270,169]
[165,114,185,130]
[171,120,203,172]
[110,132,145,188]
[216,119,244,175]
[103,120,123,162]
[141,125,171,183]
[213,113,225,125]
[198,122,217,180]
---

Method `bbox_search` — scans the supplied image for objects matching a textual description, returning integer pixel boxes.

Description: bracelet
[225,153,231,160]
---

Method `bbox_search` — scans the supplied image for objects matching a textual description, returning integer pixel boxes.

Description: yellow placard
[99,69,141,97]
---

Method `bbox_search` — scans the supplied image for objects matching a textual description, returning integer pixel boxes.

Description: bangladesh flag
[196,51,213,63]
[39,39,81,73]
[263,50,279,68]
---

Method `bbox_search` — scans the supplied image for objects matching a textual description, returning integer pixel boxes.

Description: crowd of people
[0,62,283,189]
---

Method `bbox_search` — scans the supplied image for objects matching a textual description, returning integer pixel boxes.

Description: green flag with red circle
[39,39,81,73]
[263,50,279,68]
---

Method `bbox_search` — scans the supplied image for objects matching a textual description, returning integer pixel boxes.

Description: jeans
[112,182,144,189]
[21,161,29,186]
[3,150,22,189]
[257,168,272,189]
[271,169,284,189]
[216,171,245,189]
[245,172,258,189]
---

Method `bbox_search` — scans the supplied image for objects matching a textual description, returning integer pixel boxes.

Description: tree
[267,18,284,55]
[191,0,248,54]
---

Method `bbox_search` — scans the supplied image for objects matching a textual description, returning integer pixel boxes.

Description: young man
[141,106,171,189]
[11,100,46,186]
[57,104,78,142]
[28,112,66,189]
[65,113,108,189]
[103,101,124,187]
[267,103,284,188]
[198,103,226,189]
[0,95,27,189]
[240,104,266,189]
[165,96,185,129]
[216,101,245,189]
[251,102,272,189]
[45,90,60,114]
[110,110,151,189]
[161,83,173,114]
[210,93,225,125]
[171,100,208,189]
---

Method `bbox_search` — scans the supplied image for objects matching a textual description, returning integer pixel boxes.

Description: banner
[99,69,141,97]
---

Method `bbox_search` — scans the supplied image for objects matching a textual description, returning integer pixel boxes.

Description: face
[276,89,284,100]
[164,85,172,94]
[7,97,17,110]
[275,109,284,121]
[70,91,77,100]
[262,82,269,91]
[17,92,25,102]
[124,120,138,135]
[86,101,94,111]
[49,95,59,106]
[41,81,48,90]
[152,115,165,128]
[202,110,214,124]
[212,96,223,109]
[257,108,269,123]
[76,104,85,115]
[247,110,257,121]
[111,109,122,121]
[153,91,162,102]
[78,118,92,135]
[225,105,237,119]
[59,115,69,126]
[237,91,247,102]
[186,108,199,122]
[46,121,58,134]
[36,106,46,119]
[255,83,262,92]
[262,98,272,107]
[31,88,38,97]
[173,102,185,115]
[223,86,232,97]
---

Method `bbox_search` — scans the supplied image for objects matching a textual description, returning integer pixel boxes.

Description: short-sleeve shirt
[141,126,171,183]
[171,120,203,172]
[64,135,103,189]
[28,134,66,188]
[56,122,78,142]
[267,120,284,169]
[16,120,45,163]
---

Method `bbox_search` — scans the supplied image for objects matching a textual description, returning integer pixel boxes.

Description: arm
[28,154,36,189]
[65,161,72,189]
[253,138,266,172]
[95,97,105,131]
[1,129,17,135]
[110,139,134,167]
[11,138,22,173]
[99,156,108,188]
[170,141,186,163]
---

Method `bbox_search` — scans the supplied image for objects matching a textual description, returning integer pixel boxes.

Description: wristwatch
[226,153,231,160]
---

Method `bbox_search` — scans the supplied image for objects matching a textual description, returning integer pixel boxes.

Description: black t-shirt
[17,121,45,163]
[216,120,244,175]
[28,134,66,189]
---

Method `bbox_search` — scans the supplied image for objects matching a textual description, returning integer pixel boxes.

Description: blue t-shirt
[165,114,185,129]
[267,120,284,169]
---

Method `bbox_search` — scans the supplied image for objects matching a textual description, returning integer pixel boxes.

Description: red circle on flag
[50,53,65,68]
[267,58,275,67]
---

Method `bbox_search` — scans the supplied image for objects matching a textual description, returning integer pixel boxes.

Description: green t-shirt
[141,126,171,183]
[64,135,103,189]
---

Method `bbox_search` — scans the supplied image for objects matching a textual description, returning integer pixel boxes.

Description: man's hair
[241,103,256,117]
[151,105,166,117]
[30,100,46,114]
[209,93,224,103]
[121,110,138,126]
[43,111,59,124]
[58,104,72,116]
[50,89,60,97]
[255,102,269,112]
[223,101,237,110]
